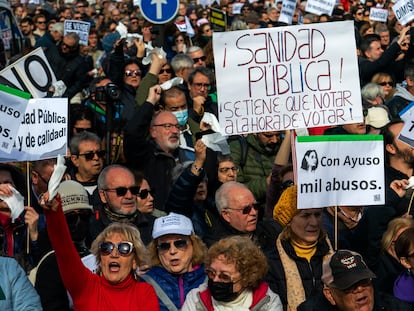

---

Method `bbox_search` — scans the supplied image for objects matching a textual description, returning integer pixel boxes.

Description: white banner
[369,8,388,22]
[296,135,385,209]
[279,0,296,24]
[64,20,91,46]
[392,0,414,26]
[0,98,68,162]
[213,21,363,135]
[0,85,30,154]
[0,48,57,98]
[305,0,335,16]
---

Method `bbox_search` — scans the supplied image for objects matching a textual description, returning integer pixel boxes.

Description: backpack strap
[140,274,179,311]
[28,250,55,285]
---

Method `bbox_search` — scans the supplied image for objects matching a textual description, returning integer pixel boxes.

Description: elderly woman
[41,191,159,311]
[142,213,208,311]
[182,235,283,310]
[266,185,333,310]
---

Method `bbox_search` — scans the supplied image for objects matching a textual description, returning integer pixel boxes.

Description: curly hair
[206,235,268,290]
[148,234,207,268]
[91,222,149,275]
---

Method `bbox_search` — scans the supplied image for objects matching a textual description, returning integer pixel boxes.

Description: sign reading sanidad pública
[296,135,385,209]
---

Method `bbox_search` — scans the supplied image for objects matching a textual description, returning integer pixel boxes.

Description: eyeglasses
[159,68,173,74]
[74,127,92,133]
[219,166,239,173]
[342,278,372,294]
[77,150,105,160]
[205,267,240,283]
[104,186,140,196]
[99,241,134,256]
[192,56,206,63]
[65,210,91,225]
[33,170,50,184]
[152,123,180,130]
[225,203,259,214]
[193,82,210,90]
[125,70,141,77]
[37,20,46,24]
[157,239,188,252]
[137,189,155,199]
[62,42,76,50]
[378,81,393,86]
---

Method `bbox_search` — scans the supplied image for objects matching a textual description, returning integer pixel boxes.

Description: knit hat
[58,180,92,213]
[322,250,376,290]
[273,185,298,226]
[101,31,121,53]
[152,213,194,239]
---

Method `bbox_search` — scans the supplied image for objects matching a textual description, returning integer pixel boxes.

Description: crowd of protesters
[2,0,414,310]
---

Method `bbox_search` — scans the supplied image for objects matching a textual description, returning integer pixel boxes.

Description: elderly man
[188,67,217,120]
[88,165,154,245]
[298,250,411,310]
[203,181,281,250]
[186,46,206,68]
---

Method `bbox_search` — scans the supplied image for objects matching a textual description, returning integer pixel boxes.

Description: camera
[95,83,121,102]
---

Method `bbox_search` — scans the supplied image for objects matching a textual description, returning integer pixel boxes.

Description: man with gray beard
[88,164,154,245]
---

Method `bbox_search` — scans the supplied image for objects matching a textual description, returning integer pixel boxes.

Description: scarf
[277,235,333,311]
[104,205,137,223]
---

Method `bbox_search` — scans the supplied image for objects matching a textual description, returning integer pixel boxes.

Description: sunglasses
[125,70,141,77]
[378,81,393,86]
[192,56,206,63]
[99,241,134,256]
[137,189,155,199]
[65,210,91,225]
[37,20,46,24]
[74,127,92,133]
[159,68,173,74]
[77,150,105,160]
[225,203,259,214]
[342,278,372,294]
[104,186,140,196]
[157,239,189,252]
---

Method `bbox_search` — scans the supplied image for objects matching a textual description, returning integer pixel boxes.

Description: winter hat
[365,106,390,129]
[273,185,298,226]
[102,31,121,53]
[152,213,194,239]
[58,180,92,213]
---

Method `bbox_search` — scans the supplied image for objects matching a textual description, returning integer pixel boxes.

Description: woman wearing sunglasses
[182,235,283,310]
[142,213,207,311]
[40,190,160,311]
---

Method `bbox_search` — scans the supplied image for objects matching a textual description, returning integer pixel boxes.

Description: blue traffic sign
[139,0,179,24]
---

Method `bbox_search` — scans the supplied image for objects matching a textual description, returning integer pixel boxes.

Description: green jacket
[230,134,278,204]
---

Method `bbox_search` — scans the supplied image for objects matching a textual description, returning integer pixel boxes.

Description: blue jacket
[142,264,206,311]
[0,257,42,311]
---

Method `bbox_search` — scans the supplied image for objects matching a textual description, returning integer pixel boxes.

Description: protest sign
[296,135,385,209]
[398,101,414,147]
[392,0,414,26]
[279,0,296,24]
[64,20,90,46]
[210,7,226,32]
[305,0,336,16]
[0,98,67,162]
[0,47,56,98]
[0,85,30,154]
[369,8,388,23]
[213,21,363,135]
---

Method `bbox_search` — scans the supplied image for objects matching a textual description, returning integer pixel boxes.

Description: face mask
[208,279,239,302]
[172,109,188,127]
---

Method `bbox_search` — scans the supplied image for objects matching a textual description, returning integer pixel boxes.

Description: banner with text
[279,0,296,24]
[296,135,384,209]
[398,101,414,147]
[0,47,57,98]
[392,0,414,26]
[213,21,363,135]
[305,0,336,16]
[64,20,91,46]
[369,8,388,23]
[0,85,31,154]
[0,98,67,162]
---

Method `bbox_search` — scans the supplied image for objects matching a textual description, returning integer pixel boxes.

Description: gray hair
[69,131,101,155]
[188,67,213,85]
[215,181,249,213]
[361,82,385,101]
[186,46,203,55]
[65,32,80,47]
[171,54,194,73]
[230,19,248,31]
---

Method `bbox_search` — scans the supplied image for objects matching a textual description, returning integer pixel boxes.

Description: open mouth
[109,262,120,272]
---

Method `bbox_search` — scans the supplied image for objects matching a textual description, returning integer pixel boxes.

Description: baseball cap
[322,250,376,290]
[365,106,390,129]
[58,180,93,213]
[152,213,194,239]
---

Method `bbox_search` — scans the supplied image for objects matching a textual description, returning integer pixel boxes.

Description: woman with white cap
[142,213,208,311]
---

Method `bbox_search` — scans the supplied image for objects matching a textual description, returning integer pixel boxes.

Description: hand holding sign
[48,154,67,202]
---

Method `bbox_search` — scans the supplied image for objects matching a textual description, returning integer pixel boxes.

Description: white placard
[392,0,414,26]
[296,135,385,209]
[64,20,91,46]
[369,8,388,22]
[0,98,68,162]
[0,48,57,98]
[398,101,414,147]
[305,0,336,16]
[279,0,296,24]
[213,21,363,135]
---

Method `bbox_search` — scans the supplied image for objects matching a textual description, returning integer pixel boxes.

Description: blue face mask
[172,109,188,126]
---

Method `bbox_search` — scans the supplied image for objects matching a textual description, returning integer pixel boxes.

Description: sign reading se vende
[296,135,385,209]
[213,21,362,135]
